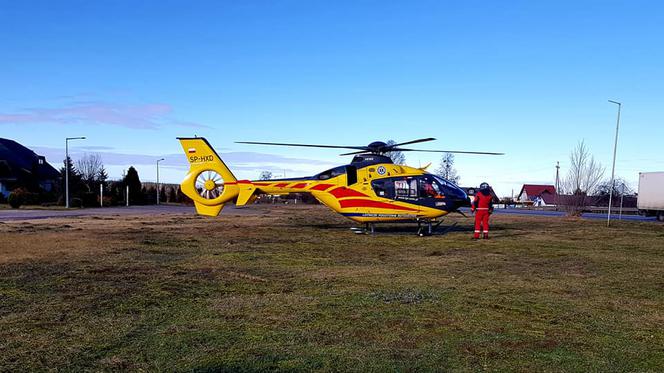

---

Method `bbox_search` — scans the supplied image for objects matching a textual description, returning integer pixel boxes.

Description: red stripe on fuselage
[292,183,307,189]
[329,187,368,198]
[310,183,335,191]
[339,199,418,211]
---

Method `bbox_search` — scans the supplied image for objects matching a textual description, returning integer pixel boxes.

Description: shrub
[70,198,83,208]
[82,192,97,207]
[98,195,113,207]
[8,189,27,208]
[23,191,40,205]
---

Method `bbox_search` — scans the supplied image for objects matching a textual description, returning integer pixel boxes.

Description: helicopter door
[345,165,357,186]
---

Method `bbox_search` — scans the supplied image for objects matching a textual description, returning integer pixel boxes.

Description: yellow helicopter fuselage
[178,137,470,223]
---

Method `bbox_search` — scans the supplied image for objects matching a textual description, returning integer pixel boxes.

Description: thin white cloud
[0,102,209,130]
[30,146,338,172]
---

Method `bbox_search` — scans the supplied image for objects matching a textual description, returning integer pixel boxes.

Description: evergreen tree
[168,187,177,203]
[123,166,143,205]
[177,186,192,204]
[143,186,157,205]
[109,181,123,205]
[98,166,109,186]
[60,156,84,198]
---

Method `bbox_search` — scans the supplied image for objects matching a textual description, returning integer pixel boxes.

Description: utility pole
[65,136,85,208]
[511,188,514,208]
[607,100,622,227]
[156,158,165,205]
[100,183,103,207]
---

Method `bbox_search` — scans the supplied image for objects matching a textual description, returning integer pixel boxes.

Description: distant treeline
[3,155,192,208]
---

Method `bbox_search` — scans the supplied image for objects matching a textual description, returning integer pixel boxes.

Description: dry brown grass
[0,205,662,372]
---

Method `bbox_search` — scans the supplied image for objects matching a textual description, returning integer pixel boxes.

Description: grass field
[1,205,662,372]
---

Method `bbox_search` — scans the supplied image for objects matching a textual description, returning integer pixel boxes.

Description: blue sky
[1,1,663,196]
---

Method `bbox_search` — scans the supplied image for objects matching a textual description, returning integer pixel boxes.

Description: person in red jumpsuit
[471,182,494,239]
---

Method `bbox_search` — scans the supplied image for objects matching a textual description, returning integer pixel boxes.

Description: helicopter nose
[447,197,470,211]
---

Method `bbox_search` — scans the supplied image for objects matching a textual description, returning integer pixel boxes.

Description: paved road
[2,205,660,223]
[490,208,660,222]
[0,205,257,221]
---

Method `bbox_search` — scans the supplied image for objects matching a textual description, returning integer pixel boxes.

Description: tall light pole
[65,136,86,208]
[619,182,625,220]
[156,158,165,205]
[607,100,621,227]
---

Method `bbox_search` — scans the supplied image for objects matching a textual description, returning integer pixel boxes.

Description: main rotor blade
[236,141,367,151]
[394,147,505,155]
[390,137,436,147]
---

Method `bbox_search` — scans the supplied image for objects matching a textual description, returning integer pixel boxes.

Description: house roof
[540,193,557,205]
[0,138,61,180]
[518,184,556,200]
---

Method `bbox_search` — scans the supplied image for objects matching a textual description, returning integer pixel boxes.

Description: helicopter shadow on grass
[301,221,508,236]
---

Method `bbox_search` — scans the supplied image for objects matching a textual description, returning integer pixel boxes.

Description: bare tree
[76,153,104,192]
[596,176,634,206]
[563,141,604,195]
[434,153,460,185]
[385,140,406,165]
[562,141,605,214]
[259,171,273,180]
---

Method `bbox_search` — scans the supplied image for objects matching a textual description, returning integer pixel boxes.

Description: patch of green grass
[0,206,663,371]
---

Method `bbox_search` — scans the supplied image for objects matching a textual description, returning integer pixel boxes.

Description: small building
[517,184,557,206]
[0,138,61,197]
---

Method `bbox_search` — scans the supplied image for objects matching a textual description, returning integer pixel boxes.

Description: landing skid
[350,223,376,235]
[350,220,458,236]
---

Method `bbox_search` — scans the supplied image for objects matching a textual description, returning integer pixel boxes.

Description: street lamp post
[607,100,621,227]
[65,136,86,208]
[156,158,165,205]
[619,182,625,220]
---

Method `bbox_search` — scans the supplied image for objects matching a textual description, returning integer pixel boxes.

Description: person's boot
[483,233,489,239]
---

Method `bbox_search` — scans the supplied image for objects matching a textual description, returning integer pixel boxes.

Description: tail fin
[178,137,239,216]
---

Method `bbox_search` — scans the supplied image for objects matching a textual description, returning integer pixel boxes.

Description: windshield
[432,175,467,199]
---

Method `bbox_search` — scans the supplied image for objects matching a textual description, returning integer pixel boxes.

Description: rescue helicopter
[177,137,503,235]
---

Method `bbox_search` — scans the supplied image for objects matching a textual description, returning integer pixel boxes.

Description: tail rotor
[178,137,239,216]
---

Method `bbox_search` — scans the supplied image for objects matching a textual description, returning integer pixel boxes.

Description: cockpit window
[419,176,443,198]
[316,166,346,180]
[372,175,467,201]
[432,175,467,199]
